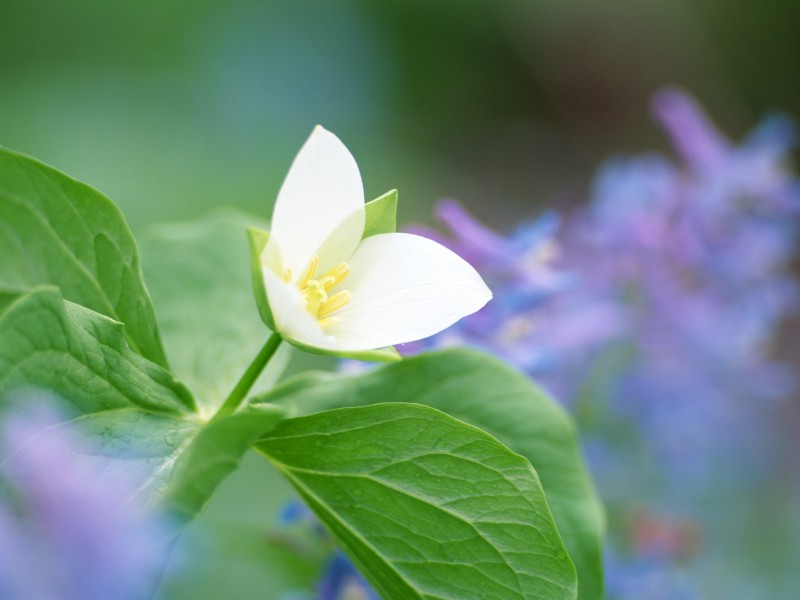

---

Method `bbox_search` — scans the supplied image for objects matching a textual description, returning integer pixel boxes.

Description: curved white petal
[271,126,366,279]
[262,268,336,350]
[328,233,492,350]
[313,206,365,275]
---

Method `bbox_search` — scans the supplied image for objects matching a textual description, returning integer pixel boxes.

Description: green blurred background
[2,0,798,233]
[3,1,799,598]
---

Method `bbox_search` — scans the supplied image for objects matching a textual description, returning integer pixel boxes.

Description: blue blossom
[278,500,379,600]
[604,550,702,600]
[317,552,379,600]
[0,399,172,600]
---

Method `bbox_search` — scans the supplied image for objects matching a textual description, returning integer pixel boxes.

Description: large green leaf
[0,286,283,522]
[257,349,605,599]
[140,210,290,416]
[0,287,193,416]
[0,286,195,499]
[257,402,578,600]
[0,148,167,366]
[0,155,290,526]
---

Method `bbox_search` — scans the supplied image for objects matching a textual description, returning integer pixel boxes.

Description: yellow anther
[320,262,350,290]
[317,290,352,318]
[297,255,319,289]
[282,268,293,283]
[317,316,342,329]
[295,259,351,323]
[319,275,336,290]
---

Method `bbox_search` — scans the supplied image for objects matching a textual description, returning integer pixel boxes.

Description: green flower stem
[214,333,282,419]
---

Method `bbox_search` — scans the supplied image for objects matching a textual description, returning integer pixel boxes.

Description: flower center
[286,255,351,329]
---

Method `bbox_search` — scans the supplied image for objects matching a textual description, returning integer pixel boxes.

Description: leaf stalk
[214,333,282,419]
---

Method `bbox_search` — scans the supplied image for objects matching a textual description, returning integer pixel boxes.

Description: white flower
[260,126,491,358]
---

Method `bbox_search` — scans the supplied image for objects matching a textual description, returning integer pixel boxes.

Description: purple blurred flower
[400,88,799,595]
[0,400,171,600]
[326,88,800,598]
[569,90,798,475]
[413,88,799,477]
[406,199,625,402]
[651,88,730,173]
[654,88,799,213]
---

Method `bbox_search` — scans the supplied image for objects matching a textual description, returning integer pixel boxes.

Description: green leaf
[362,189,398,238]
[0,287,193,416]
[0,286,285,523]
[257,349,605,599]
[0,285,196,500]
[160,403,286,523]
[0,154,291,526]
[141,210,290,415]
[257,402,578,600]
[0,148,167,367]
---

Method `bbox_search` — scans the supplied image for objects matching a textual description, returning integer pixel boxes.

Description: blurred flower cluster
[286,88,800,598]
[0,398,171,600]
[409,88,800,598]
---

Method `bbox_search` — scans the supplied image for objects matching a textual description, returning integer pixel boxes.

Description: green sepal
[247,226,276,331]
[362,189,398,238]
[283,336,401,362]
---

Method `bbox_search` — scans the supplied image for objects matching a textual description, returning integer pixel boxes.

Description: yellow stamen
[320,262,350,290]
[304,281,327,316]
[294,257,352,326]
[317,290,352,318]
[317,316,342,329]
[318,275,336,290]
[297,255,319,289]
[282,268,293,283]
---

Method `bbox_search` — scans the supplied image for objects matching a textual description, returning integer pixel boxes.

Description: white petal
[262,268,336,350]
[270,126,366,280]
[328,233,492,350]
[313,206,366,275]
